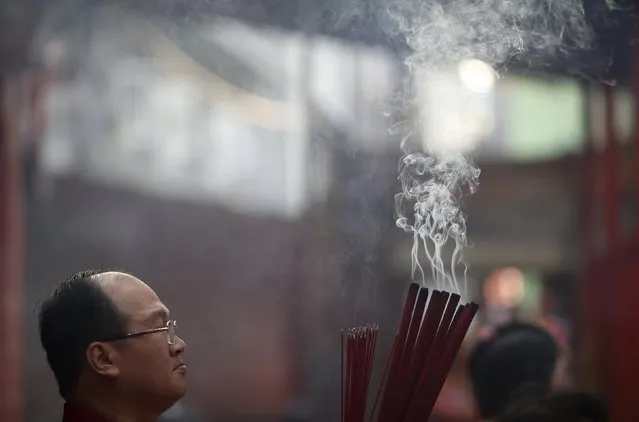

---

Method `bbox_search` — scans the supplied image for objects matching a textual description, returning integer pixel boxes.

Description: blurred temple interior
[1,1,639,422]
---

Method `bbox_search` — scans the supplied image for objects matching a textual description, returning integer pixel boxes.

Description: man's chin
[156,386,187,418]
[172,378,187,399]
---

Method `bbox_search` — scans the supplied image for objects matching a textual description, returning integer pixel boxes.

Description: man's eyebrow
[146,307,170,322]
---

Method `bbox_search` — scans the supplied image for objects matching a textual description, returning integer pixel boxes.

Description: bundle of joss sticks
[341,325,379,422]
[341,283,479,422]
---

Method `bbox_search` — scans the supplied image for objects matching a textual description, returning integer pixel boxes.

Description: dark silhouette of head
[469,322,558,420]
[39,269,187,420]
[545,391,608,422]
[497,388,608,422]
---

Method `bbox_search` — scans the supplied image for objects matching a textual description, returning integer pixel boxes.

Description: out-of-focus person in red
[468,323,561,421]
[38,270,188,422]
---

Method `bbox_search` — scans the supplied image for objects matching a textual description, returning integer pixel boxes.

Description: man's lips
[174,363,187,372]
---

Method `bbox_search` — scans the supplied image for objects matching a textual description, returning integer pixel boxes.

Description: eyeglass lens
[168,320,177,345]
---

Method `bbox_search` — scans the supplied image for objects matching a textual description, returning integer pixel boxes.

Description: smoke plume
[322,0,617,293]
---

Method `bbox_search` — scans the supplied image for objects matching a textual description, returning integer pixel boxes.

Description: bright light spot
[44,40,67,67]
[419,70,495,154]
[458,59,496,94]
[484,267,526,308]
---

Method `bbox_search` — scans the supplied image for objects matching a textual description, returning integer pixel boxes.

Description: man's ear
[86,342,120,378]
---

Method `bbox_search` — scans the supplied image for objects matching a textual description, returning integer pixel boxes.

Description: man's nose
[171,336,186,356]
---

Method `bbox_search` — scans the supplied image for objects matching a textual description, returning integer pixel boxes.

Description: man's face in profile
[90,273,187,405]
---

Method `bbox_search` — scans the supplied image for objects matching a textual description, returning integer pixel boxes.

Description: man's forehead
[91,272,164,316]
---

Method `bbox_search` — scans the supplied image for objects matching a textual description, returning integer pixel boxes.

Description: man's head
[469,322,558,420]
[39,270,187,415]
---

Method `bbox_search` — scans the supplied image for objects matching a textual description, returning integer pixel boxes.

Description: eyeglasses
[103,320,178,345]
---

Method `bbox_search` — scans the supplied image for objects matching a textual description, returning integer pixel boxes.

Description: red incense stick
[342,325,379,422]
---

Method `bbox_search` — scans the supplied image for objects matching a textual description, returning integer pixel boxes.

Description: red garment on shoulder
[62,403,111,422]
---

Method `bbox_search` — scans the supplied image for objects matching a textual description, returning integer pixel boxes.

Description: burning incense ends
[341,325,379,422]
[341,283,479,422]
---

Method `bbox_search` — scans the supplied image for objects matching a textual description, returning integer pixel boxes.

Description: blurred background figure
[497,388,608,422]
[0,1,637,422]
[468,323,559,421]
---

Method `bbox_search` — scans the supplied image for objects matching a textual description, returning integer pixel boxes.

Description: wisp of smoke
[324,0,613,294]
[379,0,597,71]
[322,0,617,72]
[395,152,479,293]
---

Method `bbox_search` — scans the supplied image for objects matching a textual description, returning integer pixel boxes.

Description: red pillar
[580,82,594,276]
[611,32,639,422]
[601,85,617,407]
[636,32,639,243]
[577,81,597,388]
[602,84,619,248]
[606,32,639,420]
[0,74,24,422]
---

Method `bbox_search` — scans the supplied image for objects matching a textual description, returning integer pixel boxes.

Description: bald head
[84,270,142,294]
[88,270,134,284]
[90,271,168,330]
